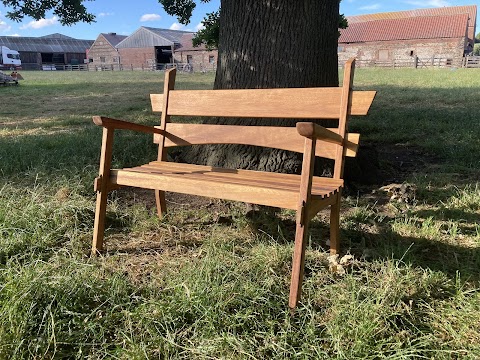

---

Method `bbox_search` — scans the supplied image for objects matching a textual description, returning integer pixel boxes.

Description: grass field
[0,68,479,359]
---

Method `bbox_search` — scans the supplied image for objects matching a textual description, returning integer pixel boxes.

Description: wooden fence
[464,56,480,68]
[340,56,463,69]
[22,62,216,72]
[23,57,480,71]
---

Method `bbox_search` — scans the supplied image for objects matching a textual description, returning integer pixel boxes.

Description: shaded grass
[0,69,479,358]
[350,68,480,174]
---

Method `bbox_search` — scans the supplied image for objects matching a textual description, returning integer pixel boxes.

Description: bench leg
[92,188,109,255]
[155,190,167,218]
[329,201,341,255]
[289,218,310,309]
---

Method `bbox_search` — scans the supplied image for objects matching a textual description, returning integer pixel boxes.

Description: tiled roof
[347,5,476,23]
[0,35,93,53]
[339,13,469,43]
[177,33,207,51]
[142,27,193,44]
[346,5,477,41]
[116,27,193,48]
[101,33,127,47]
[39,33,76,40]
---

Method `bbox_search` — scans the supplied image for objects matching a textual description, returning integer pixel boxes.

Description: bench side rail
[150,90,375,119]
[153,123,360,159]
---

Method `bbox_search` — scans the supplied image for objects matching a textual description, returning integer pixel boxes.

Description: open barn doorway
[155,46,173,64]
[41,53,65,64]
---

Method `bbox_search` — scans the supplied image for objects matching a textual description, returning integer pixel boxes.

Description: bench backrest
[151,58,375,179]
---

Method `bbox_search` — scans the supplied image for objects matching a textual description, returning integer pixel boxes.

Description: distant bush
[474,44,480,56]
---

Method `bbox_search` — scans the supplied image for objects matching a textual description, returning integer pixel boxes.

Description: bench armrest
[296,122,343,144]
[93,116,164,135]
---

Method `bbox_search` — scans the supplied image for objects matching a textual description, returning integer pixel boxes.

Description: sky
[0,0,478,40]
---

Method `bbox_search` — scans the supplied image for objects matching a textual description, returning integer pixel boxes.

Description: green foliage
[1,0,212,27]
[192,10,219,50]
[1,0,95,25]
[474,43,480,56]
[339,13,348,29]
[158,0,206,25]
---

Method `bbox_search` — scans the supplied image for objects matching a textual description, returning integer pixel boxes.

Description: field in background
[0,69,479,359]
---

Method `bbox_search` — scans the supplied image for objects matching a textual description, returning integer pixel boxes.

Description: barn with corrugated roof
[339,5,477,67]
[115,27,193,69]
[0,33,93,69]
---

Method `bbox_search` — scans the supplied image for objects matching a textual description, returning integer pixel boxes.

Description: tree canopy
[1,0,95,25]
[1,0,209,27]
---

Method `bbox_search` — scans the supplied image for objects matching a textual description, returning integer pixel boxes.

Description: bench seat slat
[110,161,342,210]
[154,124,360,159]
[137,164,341,194]
[147,161,344,189]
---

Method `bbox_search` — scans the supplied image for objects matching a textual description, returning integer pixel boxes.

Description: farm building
[115,27,192,69]
[87,33,127,68]
[339,5,477,67]
[0,33,93,69]
[113,26,217,71]
[173,33,218,72]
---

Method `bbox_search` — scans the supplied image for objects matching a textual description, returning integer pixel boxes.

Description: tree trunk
[181,0,340,174]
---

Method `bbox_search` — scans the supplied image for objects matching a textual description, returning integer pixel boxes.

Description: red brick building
[339,5,477,67]
[173,33,217,72]
[115,27,191,70]
[87,33,127,67]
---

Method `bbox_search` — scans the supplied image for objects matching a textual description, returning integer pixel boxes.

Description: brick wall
[339,37,466,67]
[118,47,156,69]
[174,49,218,72]
[88,35,121,65]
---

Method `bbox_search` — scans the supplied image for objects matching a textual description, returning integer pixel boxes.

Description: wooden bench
[92,58,376,308]
[0,71,19,86]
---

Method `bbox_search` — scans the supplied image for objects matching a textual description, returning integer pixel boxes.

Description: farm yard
[0,68,480,358]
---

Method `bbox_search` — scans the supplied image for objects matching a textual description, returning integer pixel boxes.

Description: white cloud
[359,4,381,10]
[404,0,450,7]
[20,16,58,29]
[140,13,161,22]
[98,12,114,17]
[195,22,205,31]
[8,33,20,37]
[0,19,11,33]
[169,22,184,30]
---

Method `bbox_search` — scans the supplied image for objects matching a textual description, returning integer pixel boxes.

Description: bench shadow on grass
[346,226,480,279]
[173,194,480,287]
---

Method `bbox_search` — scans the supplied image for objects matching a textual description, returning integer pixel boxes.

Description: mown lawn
[0,68,479,359]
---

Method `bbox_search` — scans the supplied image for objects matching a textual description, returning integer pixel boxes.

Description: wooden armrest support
[296,122,343,144]
[92,116,164,135]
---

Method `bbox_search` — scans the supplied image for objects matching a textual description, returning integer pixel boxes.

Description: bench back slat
[153,124,360,159]
[150,58,374,169]
[150,90,375,118]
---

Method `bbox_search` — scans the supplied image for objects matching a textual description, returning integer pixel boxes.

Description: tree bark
[182,0,341,174]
